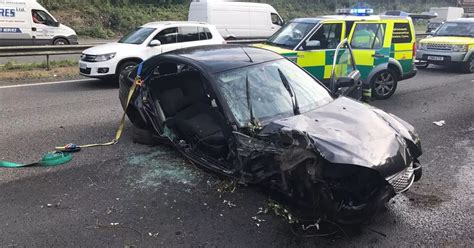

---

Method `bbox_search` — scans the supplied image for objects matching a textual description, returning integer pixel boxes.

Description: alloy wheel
[374,72,395,97]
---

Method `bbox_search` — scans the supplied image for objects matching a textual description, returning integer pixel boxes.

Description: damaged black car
[119,44,423,225]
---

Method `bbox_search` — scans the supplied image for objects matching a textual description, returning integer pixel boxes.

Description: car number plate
[80,63,87,69]
[427,56,444,61]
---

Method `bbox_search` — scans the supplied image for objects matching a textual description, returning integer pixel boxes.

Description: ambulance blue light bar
[350,7,374,16]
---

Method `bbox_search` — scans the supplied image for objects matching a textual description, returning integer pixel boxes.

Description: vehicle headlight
[452,44,467,52]
[94,53,116,62]
[418,43,428,50]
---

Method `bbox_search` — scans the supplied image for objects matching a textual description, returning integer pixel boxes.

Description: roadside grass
[0,59,79,80]
[0,59,78,71]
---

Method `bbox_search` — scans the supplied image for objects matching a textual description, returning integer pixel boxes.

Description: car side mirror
[54,21,60,27]
[306,40,320,48]
[335,70,361,89]
[149,40,161,47]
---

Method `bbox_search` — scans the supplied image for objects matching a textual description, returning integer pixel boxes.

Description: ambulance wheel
[461,55,474,73]
[53,38,69,45]
[371,70,398,100]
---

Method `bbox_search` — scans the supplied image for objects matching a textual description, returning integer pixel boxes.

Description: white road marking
[0,79,99,89]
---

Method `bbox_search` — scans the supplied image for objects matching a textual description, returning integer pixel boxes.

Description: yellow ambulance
[255,15,418,99]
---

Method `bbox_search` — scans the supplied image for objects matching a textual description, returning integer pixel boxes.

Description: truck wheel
[53,38,69,45]
[461,56,474,73]
[371,70,398,100]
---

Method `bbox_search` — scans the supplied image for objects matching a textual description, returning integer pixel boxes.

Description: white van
[0,0,77,46]
[188,0,284,40]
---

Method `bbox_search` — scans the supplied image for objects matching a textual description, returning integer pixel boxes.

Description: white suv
[79,22,225,80]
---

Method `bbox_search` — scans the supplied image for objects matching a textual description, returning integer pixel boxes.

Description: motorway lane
[0,69,473,247]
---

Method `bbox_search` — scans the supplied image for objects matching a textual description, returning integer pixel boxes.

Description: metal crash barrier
[0,39,267,70]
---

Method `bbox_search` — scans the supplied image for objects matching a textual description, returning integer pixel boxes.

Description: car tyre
[118,70,147,129]
[53,38,69,45]
[116,61,139,83]
[414,166,422,182]
[371,69,398,100]
[461,55,474,73]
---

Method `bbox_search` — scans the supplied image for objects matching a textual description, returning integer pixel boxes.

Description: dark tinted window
[351,23,385,49]
[392,23,412,43]
[155,27,178,45]
[178,27,199,42]
[198,27,213,40]
[271,13,283,26]
[32,9,56,26]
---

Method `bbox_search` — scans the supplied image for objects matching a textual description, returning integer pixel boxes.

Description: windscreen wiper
[278,68,300,115]
[245,74,257,125]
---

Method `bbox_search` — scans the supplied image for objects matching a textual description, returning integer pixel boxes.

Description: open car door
[329,38,362,100]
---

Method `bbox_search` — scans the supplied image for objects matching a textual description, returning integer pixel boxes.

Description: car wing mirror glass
[149,40,161,47]
[306,40,320,47]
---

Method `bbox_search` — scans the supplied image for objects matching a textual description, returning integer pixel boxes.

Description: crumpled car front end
[235,97,423,224]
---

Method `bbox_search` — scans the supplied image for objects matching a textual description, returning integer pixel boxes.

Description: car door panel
[348,22,390,81]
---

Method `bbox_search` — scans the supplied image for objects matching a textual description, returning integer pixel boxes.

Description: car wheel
[461,56,474,73]
[414,166,422,182]
[371,70,398,100]
[118,70,147,129]
[53,38,69,45]
[117,61,139,82]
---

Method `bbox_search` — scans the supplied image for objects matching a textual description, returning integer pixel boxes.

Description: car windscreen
[265,22,318,49]
[119,27,156,44]
[216,59,333,127]
[434,22,474,37]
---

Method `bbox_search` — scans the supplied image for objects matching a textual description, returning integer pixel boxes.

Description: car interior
[148,62,231,159]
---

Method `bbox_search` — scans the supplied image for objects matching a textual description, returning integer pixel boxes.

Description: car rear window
[392,22,413,43]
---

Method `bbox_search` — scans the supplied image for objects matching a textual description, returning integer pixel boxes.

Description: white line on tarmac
[0,79,98,89]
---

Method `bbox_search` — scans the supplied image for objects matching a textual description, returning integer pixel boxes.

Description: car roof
[164,45,283,74]
[141,21,209,28]
[292,15,411,23]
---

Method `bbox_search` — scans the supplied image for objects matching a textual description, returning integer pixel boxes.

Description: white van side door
[31,9,58,45]
[0,6,33,46]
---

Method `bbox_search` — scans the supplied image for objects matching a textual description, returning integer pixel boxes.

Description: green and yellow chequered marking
[297,50,349,80]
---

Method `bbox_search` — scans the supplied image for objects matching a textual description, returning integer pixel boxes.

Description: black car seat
[158,75,229,157]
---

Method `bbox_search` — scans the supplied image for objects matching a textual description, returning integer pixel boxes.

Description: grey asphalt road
[0,68,473,247]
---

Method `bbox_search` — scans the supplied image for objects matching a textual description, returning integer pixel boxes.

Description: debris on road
[223,199,237,208]
[433,120,446,126]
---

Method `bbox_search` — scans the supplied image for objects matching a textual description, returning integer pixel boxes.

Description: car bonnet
[260,97,414,178]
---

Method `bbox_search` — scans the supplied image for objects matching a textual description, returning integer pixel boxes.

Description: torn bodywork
[119,45,423,225]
